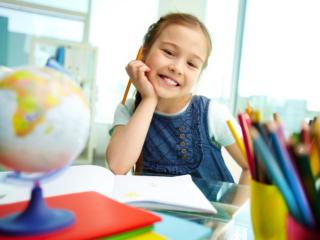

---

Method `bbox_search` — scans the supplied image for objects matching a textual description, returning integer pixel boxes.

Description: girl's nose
[168,63,182,76]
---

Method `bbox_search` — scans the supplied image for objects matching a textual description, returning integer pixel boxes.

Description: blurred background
[1,0,319,171]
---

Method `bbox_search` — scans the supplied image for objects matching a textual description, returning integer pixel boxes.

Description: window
[89,0,159,123]
[239,0,320,134]
[17,0,89,13]
[198,0,239,108]
[0,7,84,42]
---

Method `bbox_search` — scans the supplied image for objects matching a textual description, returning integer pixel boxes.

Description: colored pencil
[250,128,303,224]
[238,113,255,179]
[294,145,320,225]
[267,124,316,227]
[310,118,320,177]
[310,142,320,177]
[273,112,287,146]
[226,119,246,158]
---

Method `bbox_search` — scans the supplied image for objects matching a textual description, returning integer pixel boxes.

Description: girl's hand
[126,60,157,101]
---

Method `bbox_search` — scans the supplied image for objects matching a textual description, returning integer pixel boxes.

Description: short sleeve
[207,100,242,147]
[109,99,135,135]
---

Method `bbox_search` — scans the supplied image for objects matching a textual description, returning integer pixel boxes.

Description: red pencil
[238,113,255,179]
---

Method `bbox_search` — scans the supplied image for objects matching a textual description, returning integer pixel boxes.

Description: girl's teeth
[163,77,178,86]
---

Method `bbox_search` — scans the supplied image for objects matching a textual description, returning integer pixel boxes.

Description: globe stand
[0,183,75,236]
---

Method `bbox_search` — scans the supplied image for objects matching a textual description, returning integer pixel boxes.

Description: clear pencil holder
[250,179,287,240]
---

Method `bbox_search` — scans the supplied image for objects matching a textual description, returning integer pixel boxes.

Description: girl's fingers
[126,60,155,98]
[137,65,150,83]
[137,64,151,76]
[126,61,150,83]
[126,60,143,79]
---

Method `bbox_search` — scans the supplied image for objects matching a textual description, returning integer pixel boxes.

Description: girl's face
[144,24,208,101]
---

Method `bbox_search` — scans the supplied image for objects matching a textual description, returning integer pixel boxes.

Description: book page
[0,165,115,204]
[112,174,216,214]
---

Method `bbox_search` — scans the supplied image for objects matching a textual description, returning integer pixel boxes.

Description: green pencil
[295,145,320,226]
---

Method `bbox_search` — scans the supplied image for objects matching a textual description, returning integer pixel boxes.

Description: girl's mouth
[159,74,180,87]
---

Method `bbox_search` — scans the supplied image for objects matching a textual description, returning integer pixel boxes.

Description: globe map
[0,67,90,173]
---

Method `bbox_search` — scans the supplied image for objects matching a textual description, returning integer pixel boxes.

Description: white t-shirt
[111,98,242,147]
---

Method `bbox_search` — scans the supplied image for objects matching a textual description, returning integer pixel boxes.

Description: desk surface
[157,179,252,239]
[0,167,253,239]
[134,171,253,239]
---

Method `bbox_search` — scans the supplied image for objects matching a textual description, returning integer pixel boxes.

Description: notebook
[0,165,216,214]
[0,191,161,239]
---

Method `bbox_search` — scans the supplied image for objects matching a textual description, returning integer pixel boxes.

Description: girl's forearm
[106,98,157,174]
[238,168,250,185]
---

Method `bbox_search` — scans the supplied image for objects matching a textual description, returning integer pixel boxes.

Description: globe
[0,66,90,172]
[0,66,90,235]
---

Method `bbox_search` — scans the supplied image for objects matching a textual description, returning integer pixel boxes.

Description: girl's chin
[156,93,184,101]
[155,82,178,91]
[154,87,176,98]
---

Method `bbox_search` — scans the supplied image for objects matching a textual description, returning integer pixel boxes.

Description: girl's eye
[163,49,174,56]
[188,61,198,69]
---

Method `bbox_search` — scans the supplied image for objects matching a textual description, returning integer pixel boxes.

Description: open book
[0,165,217,214]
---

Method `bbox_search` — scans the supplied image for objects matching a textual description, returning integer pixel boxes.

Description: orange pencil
[245,101,252,116]
[121,47,144,105]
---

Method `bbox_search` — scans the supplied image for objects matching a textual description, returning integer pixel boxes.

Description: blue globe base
[0,185,75,236]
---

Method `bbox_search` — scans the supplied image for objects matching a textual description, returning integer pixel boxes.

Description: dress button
[179,133,185,139]
[179,126,185,131]
[182,154,187,159]
[180,141,186,147]
[181,149,187,153]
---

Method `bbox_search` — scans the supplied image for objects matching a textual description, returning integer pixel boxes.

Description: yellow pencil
[310,142,320,177]
[121,47,144,105]
[310,118,320,177]
[226,119,246,158]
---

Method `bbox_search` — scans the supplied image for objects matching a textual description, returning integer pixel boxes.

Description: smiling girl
[106,13,249,185]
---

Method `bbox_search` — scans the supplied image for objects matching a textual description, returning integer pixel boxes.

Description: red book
[0,191,161,239]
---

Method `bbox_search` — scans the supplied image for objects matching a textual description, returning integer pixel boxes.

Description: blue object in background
[55,46,65,65]
[0,16,9,66]
[46,58,70,76]
[46,46,73,79]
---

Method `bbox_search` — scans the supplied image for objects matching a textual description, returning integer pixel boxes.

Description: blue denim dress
[141,95,234,184]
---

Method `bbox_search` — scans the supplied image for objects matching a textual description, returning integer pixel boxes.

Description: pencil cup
[250,179,287,240]
[286,214,320,240]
